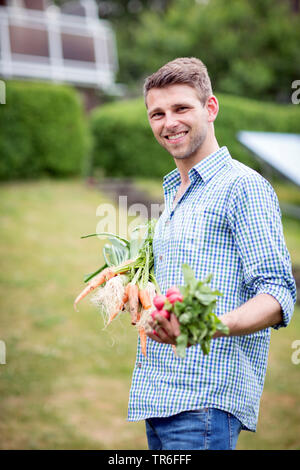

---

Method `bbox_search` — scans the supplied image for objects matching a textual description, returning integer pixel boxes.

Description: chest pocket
[174,208,229,264]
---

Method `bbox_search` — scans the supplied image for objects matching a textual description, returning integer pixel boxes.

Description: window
[9,25,50,58]
[62,33,95,63]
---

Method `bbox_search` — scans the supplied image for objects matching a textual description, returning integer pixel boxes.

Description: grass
[0,178,299,450]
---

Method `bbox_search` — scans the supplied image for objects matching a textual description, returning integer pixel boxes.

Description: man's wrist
[213,313,232,339]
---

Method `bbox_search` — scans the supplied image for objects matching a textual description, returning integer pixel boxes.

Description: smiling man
[127,58,297,450]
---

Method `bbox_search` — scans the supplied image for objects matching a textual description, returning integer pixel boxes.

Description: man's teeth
[167,132,186,140]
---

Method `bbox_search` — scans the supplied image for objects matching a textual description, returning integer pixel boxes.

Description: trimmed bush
[90,94,300,178]
[0,81,90,180]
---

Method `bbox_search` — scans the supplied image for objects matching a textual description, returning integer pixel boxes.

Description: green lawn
[0,179,299,450]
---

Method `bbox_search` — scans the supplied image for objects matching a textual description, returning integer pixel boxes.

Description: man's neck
[175,137,219,186]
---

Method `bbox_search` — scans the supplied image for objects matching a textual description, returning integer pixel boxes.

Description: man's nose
[164,112,179,129]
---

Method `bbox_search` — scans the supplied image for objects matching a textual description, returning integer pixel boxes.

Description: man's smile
[163,130,189,144]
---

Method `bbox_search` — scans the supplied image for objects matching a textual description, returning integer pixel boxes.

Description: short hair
[143,57,213,106]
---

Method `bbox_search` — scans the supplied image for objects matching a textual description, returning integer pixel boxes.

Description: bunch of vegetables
[150,264,229,358]
[74,219,160,357]
[74,219,228,359]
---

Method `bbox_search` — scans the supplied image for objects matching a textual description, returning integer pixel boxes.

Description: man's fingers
[154,313,178,344]
[170,313,180,337]
[154,315,172,336]
[146,311,180,345]
[147,329,164,343]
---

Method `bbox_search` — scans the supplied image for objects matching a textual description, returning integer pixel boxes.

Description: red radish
[156,309,170,320]
[153,294,167,311]
[151,309,160,320]
[167,293,183,304]
[166,286,181,299]
[151,309,170,320]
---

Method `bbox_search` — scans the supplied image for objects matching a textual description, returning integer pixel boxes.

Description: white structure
[238,131,300,187]
[0,0,119,92]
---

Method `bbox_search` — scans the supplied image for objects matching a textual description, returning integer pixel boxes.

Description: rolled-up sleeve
[227,174,297,329]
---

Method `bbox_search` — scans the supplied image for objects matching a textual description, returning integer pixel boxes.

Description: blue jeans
[145,408,243,450]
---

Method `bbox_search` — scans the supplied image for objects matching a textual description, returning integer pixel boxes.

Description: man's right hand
[146,312,180,345]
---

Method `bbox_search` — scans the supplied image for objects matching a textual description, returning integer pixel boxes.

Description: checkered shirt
[127,146,297,431]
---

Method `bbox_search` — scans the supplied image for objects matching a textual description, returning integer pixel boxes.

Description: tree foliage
[115,0,300,102]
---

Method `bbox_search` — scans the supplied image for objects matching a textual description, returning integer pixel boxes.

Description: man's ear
[206,95,219,123]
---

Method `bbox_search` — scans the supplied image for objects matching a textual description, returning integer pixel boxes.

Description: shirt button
[165,220,170,226]
[159,255,163,261]
[137,363,142,368]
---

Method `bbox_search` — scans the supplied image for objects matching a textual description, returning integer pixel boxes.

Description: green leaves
[81,219,158,289]
[173,264,228,358]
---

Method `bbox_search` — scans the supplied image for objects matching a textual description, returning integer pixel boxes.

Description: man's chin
[169,150,193,160]
[162,144,189,159]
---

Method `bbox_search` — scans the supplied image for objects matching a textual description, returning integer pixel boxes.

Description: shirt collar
[163,146,232,191]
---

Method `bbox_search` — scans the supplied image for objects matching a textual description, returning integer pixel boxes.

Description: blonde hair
[144,57,213,106]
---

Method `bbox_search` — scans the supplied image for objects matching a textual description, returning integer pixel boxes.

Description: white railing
[0,1,118,90]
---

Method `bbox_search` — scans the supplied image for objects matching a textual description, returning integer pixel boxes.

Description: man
[127,57,297,450]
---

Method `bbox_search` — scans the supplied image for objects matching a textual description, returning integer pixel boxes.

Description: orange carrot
[138,289,152,310]
[139,327,147,357]
[74,267,115,310]
[126,283,139,325]
[106,292,129,326]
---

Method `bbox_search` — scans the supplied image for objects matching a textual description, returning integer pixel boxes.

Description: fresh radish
[151,309,170,320]
[151,309,160,320]
[167,293,183,304]
[156,309,170,320]
[153,294,167,311]
[166,286,182,299]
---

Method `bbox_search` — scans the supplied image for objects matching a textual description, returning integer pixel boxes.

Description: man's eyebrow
[148,107,163,115]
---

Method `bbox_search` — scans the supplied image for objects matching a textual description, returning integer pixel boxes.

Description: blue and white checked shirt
[127,146,296,431]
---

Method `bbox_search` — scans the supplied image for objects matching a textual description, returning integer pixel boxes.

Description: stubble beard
[165,127,208,160]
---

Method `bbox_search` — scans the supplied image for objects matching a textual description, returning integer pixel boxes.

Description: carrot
[106,292,129,326]
[74,267,115,310]
[139,327,147,357]
[126,283,139,325]
[138,289,152,310]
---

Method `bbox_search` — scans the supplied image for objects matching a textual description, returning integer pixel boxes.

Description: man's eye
[177,107,188,112]
[151,113,163,119]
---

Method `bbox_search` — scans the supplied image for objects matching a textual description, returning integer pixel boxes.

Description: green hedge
[0,81,90,180]
[90,93,300,178]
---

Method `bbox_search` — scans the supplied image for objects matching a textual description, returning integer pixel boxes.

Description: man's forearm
[215,293,283,338]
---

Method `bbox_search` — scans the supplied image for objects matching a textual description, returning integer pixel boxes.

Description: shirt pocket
[197,209,229,254]
[175,208,229,264]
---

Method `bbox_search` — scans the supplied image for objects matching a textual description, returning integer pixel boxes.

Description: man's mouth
[164,131,188,143]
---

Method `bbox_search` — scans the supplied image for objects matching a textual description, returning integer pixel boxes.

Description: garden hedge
[90,93,300,178]
[0,80,90,180]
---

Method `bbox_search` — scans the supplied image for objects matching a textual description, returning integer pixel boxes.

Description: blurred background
[0,0,300,450]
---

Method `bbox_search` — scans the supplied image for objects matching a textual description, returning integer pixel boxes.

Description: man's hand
[147,312,180,345]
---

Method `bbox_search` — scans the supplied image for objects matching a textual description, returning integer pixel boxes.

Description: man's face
[146,84,209,160]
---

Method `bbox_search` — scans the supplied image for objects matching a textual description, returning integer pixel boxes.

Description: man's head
[144,58,218,161]
[143,57,213,106]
